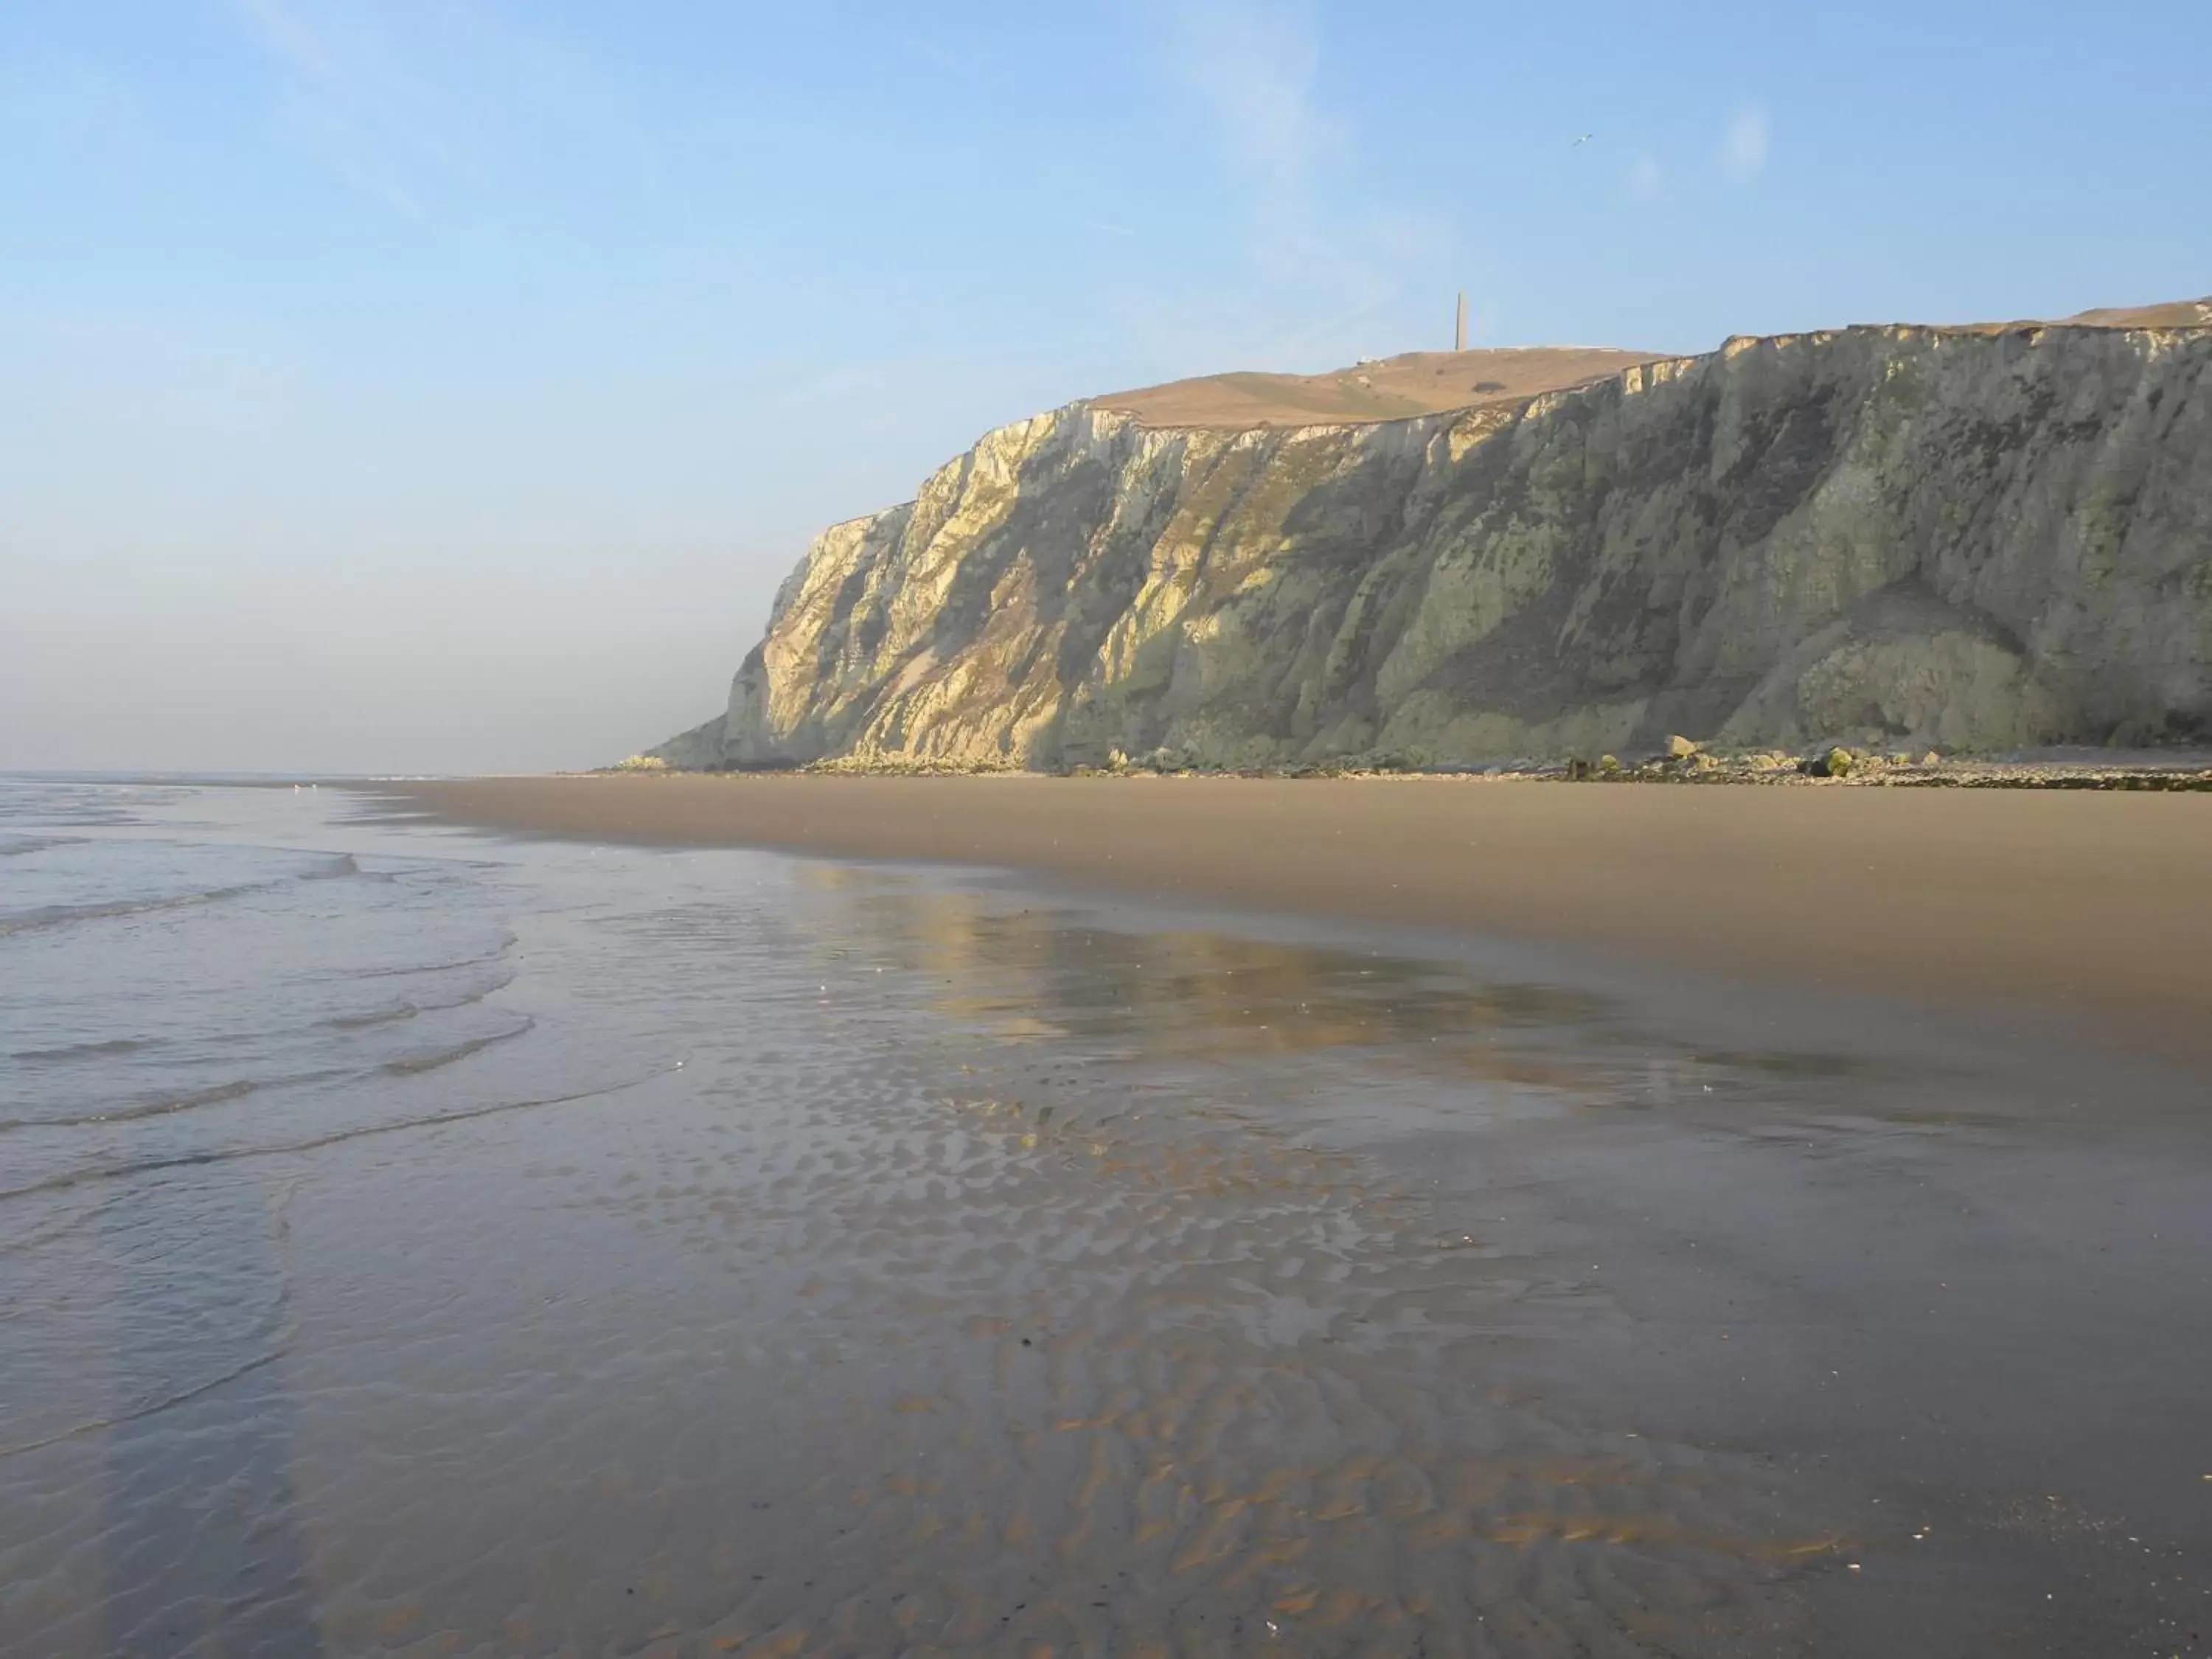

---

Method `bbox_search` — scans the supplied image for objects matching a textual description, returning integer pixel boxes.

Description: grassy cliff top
[1089,347,1667,429]
[1927,296,2212,334]
[1089,299,2212,431]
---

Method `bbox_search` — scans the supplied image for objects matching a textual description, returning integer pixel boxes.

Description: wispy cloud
[1167,1,1327,179]
[1628,151,1665,201]
[1154,0,1448,355]
[225,0,625,215]
[1166,0,1334,279]
[1063,214,1139,239]
[229,0,461,212]
[1721,107,1770,181]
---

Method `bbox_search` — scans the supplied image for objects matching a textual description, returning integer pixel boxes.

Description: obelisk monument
[1454,291,1468,352]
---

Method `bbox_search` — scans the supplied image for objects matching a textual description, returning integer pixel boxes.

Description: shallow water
[1,780,2205,1657]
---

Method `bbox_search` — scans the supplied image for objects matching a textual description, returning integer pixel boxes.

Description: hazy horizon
[7,1,2210,773]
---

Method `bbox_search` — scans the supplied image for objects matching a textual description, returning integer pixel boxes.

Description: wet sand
[372,773,2212,1073]
[13,780,2208,1655]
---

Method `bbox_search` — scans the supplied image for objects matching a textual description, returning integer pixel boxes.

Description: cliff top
[1942,296,2212,333]
[1088,299,2212,431]
[1089,347,1666,429]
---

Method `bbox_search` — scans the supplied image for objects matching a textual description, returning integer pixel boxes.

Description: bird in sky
[1571,132,1593,147]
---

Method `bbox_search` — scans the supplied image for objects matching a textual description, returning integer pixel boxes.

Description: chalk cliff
[660,310,2212,770]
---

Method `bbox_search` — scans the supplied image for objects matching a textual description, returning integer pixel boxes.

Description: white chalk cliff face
[659,320,2212,769]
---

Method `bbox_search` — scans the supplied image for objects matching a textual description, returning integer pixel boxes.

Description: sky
[4,1,2208,773]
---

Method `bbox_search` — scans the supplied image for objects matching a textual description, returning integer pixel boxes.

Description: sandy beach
[371,773,2212,1073]
[10,778,2211,1655]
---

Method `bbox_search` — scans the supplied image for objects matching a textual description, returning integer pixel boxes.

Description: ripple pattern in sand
[0,799,1872,1658]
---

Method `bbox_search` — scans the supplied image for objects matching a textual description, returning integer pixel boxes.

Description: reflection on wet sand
[519,869,1866,1655]
[832,871,1784,1110]
[5,790,2207,1657]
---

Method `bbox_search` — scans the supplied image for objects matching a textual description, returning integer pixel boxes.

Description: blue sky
[4,1,2208,771]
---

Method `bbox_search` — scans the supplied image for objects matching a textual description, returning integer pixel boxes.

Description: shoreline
[616,745,2212,790]
[358,773,2212,1076]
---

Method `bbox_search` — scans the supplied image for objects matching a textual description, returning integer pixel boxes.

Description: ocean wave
[0,1064,673,1205]
[324,1003,421,1032]
[7,973,517,1082]
[8,1035,152,1064]
[346,939,518,981]
[93,1077,260,1120]
[0,1181,302,1461]
[378,1018,536,1076]
[0,1326,296,1461]
[0,882,268,938]
[320,972,516,1031]
[0,835,83,858]
[0,853,372,938]
[0,1068,352,1135]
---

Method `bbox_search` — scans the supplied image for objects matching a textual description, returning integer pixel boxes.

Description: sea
[1,776,2205,1658]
